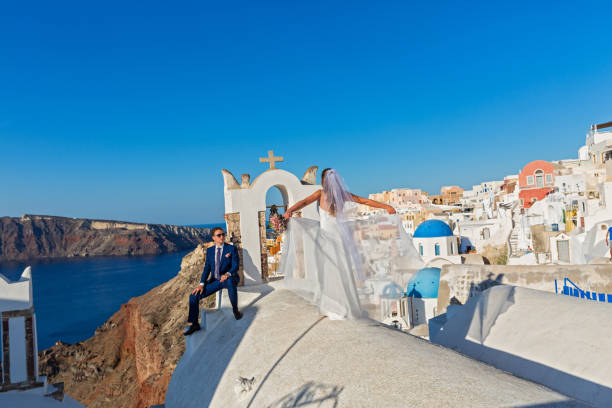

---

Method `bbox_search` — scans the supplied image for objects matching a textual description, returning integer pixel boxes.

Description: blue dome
[406,267,441,298]
[414,220,453,238]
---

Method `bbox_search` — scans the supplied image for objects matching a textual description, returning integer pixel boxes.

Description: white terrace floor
[165,281,586,408]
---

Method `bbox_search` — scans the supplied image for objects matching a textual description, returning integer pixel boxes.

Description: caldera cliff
[38,244,214,408]
[0,214,212,262]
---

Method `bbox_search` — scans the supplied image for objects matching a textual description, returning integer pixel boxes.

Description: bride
[280,168,420,320]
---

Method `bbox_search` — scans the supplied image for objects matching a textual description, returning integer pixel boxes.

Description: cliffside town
[364,121,612,267]
[0,215,211,262]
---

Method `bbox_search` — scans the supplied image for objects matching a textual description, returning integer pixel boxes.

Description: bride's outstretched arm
[350,194,396,214]
[284,190,322,219]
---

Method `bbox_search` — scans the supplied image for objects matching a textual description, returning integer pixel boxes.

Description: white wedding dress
[280,202,423,321]
[280,170,423,321]
[315,207,363,319]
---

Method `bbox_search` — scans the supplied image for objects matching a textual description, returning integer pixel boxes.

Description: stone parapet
[437,264,612,314]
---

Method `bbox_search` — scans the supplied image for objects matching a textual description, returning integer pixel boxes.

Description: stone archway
[222,161,321,286]
[258,184,289,280]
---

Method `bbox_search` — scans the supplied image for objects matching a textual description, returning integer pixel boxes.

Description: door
[557,240,570,263]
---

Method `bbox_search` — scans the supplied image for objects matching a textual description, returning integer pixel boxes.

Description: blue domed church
[412,219,460,265]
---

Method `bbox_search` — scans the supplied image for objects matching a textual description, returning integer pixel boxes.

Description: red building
[518,160,555,208]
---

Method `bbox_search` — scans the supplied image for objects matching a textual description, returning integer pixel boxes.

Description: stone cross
[259,150,284,169]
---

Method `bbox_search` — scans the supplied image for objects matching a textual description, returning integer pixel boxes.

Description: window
[535,170,544,187]
[482,228,490,240]
[419,244,423,256]
[526,176,534,185]
[545,174,552,184]
[434,244,440,256]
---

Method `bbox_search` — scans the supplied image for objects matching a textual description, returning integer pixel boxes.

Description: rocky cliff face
[39,245,214,408]
[0,214,212,262]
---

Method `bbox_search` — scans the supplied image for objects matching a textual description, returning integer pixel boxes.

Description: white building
[412,220,461,267]
[460,180,505,221]
[555,174,587,195]
[399,267,441,329]
[222,159,321,285]
[550,233,573,264]
[369,188,429,208]
[583,122,612,166]
[457,219,509,252]
[0,267,82,406]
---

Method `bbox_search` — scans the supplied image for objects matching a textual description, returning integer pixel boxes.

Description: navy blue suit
[188,244,240,324]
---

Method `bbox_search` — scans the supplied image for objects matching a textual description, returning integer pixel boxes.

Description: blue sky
[1,1,611,224]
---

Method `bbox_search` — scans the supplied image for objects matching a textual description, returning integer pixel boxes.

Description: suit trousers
[188,278,238,324]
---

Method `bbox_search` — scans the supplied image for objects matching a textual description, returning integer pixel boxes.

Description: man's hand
[283,210,293,220]
[387,207,397,214]
[192,285,204,295]
[220,273,229,283]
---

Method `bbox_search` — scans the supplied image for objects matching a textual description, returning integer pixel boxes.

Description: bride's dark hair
[321,168,332,186]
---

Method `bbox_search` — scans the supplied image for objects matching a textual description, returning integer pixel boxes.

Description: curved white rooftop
[165,282,583,407]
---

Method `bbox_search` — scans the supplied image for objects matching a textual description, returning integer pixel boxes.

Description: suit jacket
[201,244,240,286]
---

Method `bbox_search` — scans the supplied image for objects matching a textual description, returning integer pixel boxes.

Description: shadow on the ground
[246,315,326,407]
[266,381,344,408]
[434,284,608,408]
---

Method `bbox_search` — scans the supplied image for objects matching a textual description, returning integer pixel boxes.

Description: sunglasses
[214,233,226,237]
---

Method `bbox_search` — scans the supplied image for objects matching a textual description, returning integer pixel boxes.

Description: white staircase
[507,202,521,258]
[509,224,520,257]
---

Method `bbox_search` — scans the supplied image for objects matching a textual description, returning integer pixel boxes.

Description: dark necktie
[215,247,221,280]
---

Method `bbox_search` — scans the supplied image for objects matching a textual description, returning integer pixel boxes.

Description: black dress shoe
[233,310,243,320]
[184,323,200,336]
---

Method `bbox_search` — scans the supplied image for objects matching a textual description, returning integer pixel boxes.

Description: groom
[184,227,243,336]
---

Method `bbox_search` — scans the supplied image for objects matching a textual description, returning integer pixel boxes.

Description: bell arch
[222,165,321,285]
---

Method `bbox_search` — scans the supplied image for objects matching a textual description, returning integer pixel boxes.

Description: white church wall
[413,236,458,263]
[404,297,437,327]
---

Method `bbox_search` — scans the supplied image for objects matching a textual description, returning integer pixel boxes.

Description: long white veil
[320,169,365,281]
[279,169,424,322]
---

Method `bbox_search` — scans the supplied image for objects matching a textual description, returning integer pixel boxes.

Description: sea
[0,221,225,351]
